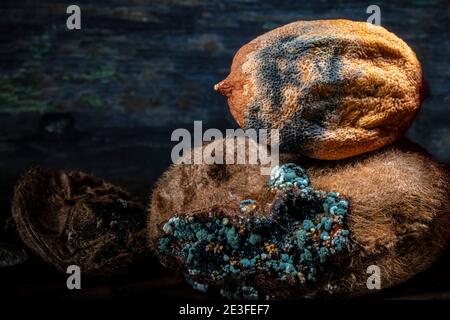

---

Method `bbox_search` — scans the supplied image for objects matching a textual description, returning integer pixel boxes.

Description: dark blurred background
[0,0,449,300]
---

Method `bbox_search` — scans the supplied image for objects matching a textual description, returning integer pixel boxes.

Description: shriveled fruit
[12,167,147,276]
[215,20,423,160]
[149,137,449,298]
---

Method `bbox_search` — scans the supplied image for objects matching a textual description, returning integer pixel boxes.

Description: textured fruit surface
[157,164,353,299]
[12,167,147,275]
[149,137,449,298]
[215,20,423,159]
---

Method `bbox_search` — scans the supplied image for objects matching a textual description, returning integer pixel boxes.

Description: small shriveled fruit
[12,167,147,275]
[215,20,423,160]
[149,137,450,298]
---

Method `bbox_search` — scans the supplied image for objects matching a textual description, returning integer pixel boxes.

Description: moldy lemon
[215,20,423,160]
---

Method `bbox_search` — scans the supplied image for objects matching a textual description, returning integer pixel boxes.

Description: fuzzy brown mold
[149,137,450,298]
[12,167,147,276]
[214,20,423,160]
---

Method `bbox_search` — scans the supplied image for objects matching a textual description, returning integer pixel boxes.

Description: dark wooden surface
[0,0,449,300]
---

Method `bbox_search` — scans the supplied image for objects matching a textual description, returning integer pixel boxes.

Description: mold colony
[158,164,352,299]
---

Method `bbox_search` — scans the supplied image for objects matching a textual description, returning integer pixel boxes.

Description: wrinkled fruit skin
[12,167,147,276]
[215,20,423,160]
[149,137,450,298]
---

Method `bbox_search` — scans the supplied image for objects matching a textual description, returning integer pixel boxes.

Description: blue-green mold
[267,163,309,189]
[159,164,351,299]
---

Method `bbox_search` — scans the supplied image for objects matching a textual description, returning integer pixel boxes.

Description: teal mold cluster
[267,163,309,189]
[159,163,351,299]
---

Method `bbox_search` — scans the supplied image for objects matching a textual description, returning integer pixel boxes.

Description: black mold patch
[243,35,345,153]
